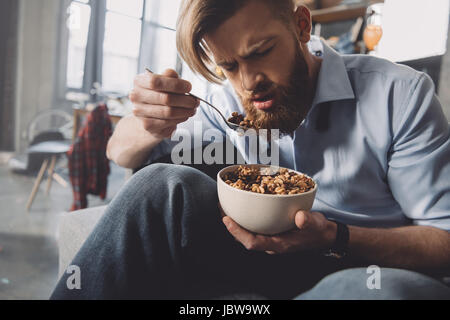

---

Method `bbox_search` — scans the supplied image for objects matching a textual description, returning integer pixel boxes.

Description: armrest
[57,206,107,279]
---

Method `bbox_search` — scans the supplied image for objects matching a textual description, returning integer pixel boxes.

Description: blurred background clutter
[0,0,449,299]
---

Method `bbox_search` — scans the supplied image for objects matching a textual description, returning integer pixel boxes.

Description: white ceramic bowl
[217,164,318,235]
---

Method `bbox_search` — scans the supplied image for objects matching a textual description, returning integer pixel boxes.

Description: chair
[9,109,72,176]
[25,138,72,211]
[8,109,73,211]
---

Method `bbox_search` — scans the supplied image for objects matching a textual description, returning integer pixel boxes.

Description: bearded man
[51,0,450,299]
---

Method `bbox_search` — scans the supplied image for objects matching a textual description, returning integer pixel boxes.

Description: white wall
[14,0,63,152]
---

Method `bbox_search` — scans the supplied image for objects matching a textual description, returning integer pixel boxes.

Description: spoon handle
[186,93,232,126]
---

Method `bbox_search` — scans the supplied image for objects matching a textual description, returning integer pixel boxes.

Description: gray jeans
[51,164,450,300]
[296,268,450,300]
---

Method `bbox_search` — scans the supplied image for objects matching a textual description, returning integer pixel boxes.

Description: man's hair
[176,0,296,84]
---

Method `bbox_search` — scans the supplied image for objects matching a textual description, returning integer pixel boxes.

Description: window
[65,0,145,96]
[140,0,181,74]
[102,0,144,93]
[63,0,210,99]
[141,0,210,97]
[66,0,91,89]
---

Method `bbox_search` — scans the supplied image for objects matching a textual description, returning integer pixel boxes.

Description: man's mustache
[242,82,277,101]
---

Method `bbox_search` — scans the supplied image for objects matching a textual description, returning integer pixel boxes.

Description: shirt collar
[311,38,355,107]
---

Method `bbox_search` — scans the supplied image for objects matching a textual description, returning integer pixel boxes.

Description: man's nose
[240,65,265,93]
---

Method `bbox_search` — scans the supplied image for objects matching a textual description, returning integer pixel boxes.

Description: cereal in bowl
[221,166,315,195]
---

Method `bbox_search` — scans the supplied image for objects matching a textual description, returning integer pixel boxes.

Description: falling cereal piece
[1,278,10,285]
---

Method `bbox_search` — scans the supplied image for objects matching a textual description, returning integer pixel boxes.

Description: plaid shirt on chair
[68,104,113,211]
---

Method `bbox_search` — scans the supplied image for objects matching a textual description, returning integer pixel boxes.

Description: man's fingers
[135,73,192,94]
[225,218,261,250]
[133,103,197,120]
[223,216,255,247]
[139,117,188,133]
[130,89,199,109]
[222,217,282,252]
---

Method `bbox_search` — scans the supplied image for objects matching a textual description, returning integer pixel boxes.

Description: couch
[57,206,107,278]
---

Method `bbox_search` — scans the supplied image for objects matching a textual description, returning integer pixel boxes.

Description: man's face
[205,1,314,135]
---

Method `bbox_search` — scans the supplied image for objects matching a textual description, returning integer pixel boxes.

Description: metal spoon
[145,68,248,131]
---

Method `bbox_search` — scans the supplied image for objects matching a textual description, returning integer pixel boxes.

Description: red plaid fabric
[68,104,112,211]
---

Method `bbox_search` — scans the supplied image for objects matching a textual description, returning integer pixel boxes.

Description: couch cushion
[57,206,107,278]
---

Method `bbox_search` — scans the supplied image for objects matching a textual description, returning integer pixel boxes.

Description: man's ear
[293,5,312,43]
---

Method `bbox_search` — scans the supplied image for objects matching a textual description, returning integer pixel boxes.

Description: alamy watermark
[170,121,280,166]
[66,265,81,290]
[64,264,382,293]
[366,265,381,290]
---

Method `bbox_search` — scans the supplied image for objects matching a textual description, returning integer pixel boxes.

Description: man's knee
[296,267,450,300]
[132,164,211,189]
[133,163,193,184]
[116,163,217,217]
[120,164,221,244]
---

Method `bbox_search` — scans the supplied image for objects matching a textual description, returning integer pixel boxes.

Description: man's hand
[130,69,200,140]
[108,69,199,169]
[220,207,337,255]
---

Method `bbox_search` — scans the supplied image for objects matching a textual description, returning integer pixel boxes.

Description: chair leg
[45,155,57,195]
[52,173,68,188]
[26,159,49,212]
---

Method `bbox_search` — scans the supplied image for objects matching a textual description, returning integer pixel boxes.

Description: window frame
[57,0,183,103]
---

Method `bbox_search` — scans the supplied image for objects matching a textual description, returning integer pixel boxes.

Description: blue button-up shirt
[149,37,450,231]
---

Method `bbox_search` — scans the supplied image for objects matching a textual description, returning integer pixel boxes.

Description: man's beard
[238,47,313,137]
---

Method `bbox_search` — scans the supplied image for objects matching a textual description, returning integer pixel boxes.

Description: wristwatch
[324,220,349,259]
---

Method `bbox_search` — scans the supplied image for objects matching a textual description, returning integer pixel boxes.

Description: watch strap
[325,220,349,258]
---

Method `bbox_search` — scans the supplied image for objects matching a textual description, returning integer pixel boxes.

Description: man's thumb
[295,210,309,230]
